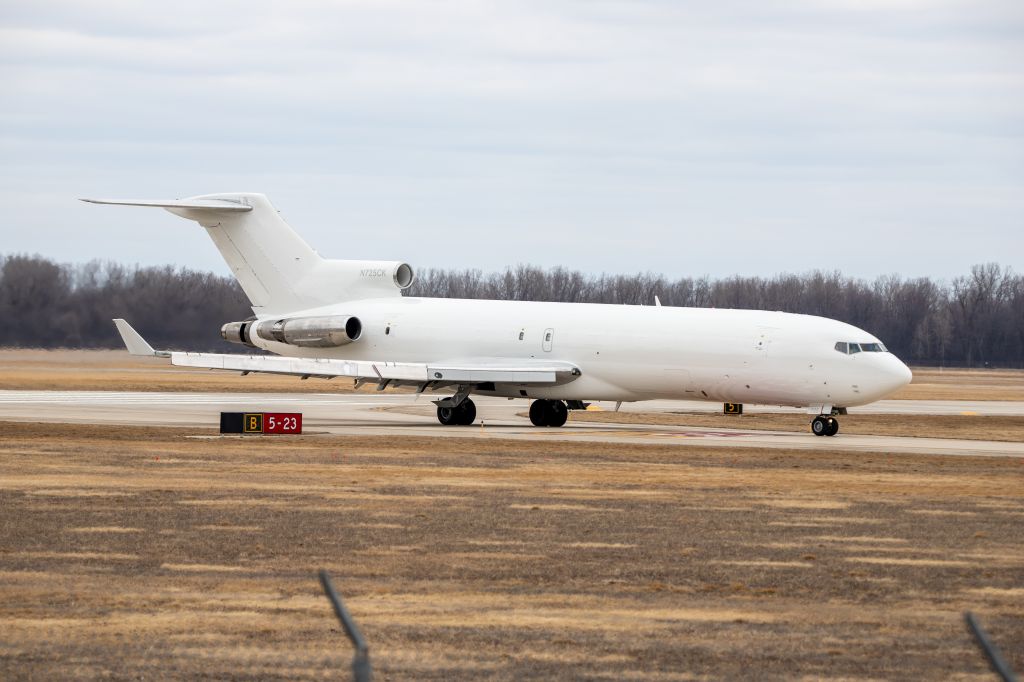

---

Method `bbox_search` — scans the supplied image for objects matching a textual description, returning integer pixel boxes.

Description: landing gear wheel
[456,398,477,425]
[437,398,477,426]
[529,400,568,427]
[826,417,839,436]
[547,400,568,427]
[529,400,550,426]
[811,416,828,436]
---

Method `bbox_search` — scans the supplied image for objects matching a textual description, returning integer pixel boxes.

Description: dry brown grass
[1,421,1022,679]
[892,367,1024,401]
[567,411,1024,442]
[0,349,373,393]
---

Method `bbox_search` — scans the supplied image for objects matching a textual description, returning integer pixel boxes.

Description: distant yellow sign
[724,402,743,415]
[243,413,264,433]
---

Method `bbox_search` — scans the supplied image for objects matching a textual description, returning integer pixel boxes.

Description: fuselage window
[518,331,524,341]
[834,342,848,354]
[848,343,862,354]
[545,331,552,342]
[861,342,885,352]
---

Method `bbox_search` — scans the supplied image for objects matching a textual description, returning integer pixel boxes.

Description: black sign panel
[220,412,245,433]
[724,402,743,415]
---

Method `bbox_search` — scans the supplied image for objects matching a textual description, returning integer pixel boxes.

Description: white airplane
[85,193,912,436]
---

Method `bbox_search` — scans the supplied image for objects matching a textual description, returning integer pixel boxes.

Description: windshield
[835,341,888,354]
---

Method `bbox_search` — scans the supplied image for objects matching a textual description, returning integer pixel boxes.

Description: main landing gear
[529,399,568,427]
[436,398,476,426]
[811,415,839,437]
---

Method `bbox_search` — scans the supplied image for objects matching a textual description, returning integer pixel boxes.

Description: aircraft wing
[113,319,580,389]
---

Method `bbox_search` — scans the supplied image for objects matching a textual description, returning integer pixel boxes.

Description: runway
[1,390,1021,458]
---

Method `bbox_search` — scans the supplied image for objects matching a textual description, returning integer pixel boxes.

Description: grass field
[895,367,1024,401]
[1,422,1022,679]
[1,349,1022,679]
[0,349,363,393]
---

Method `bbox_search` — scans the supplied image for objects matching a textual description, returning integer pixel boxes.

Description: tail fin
[85,193,414,314]
[84,193,326,315]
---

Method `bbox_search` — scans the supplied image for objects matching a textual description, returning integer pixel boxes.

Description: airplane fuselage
[253,296,912,409]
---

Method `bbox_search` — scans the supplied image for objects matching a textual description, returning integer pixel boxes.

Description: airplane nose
[880,356,913,395]
[897,360,913,386]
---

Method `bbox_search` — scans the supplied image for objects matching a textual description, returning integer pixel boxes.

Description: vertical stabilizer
[168,193,319,314]
[84,193,323,314]
[84,193,412,315]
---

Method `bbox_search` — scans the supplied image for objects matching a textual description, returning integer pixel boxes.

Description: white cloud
[0,0,1021,279]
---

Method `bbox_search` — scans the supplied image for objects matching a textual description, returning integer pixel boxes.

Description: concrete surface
[1,390,1021,458]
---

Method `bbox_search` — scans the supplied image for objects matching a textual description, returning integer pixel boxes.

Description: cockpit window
[835,341,888,354]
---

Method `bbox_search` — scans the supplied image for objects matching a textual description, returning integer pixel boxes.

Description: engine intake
[394,262,414,289]
[254,315,362,348]
[351,261,414,290]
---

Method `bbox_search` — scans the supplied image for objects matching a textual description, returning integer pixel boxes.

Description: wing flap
[170,353,578,385]
[170,352,431,382]
[426,366,556,383]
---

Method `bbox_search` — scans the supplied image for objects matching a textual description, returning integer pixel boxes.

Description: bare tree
[4,254,1022,366]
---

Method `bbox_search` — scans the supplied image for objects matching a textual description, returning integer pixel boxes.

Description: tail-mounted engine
[358,261,413,290]
[221,315,362,349]
[221,320,257,348]
[310,260,414,295]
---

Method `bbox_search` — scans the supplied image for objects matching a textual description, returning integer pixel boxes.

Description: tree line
[0,255,250,351]
[408,263,1024,367]
[3,254,1022,366]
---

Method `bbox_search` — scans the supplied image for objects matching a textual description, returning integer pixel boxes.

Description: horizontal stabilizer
[81,197,252,212]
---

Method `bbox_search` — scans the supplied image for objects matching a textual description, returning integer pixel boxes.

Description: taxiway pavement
[0,390,1021,458]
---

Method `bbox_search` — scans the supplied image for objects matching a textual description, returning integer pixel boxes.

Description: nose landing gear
[529,399,568,427]
[811,415,839,437]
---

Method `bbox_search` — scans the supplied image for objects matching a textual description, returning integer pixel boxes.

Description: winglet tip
[112,318,159,357]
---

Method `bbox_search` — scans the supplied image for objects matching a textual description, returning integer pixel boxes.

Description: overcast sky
[1,0,1021,280]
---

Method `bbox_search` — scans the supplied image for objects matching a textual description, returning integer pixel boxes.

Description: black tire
[547,400,568,428]
[529,400,550,427]
[457,399,477,425]
[826,417,839,436]
[811,416,828,436]
[437,405,459,426]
